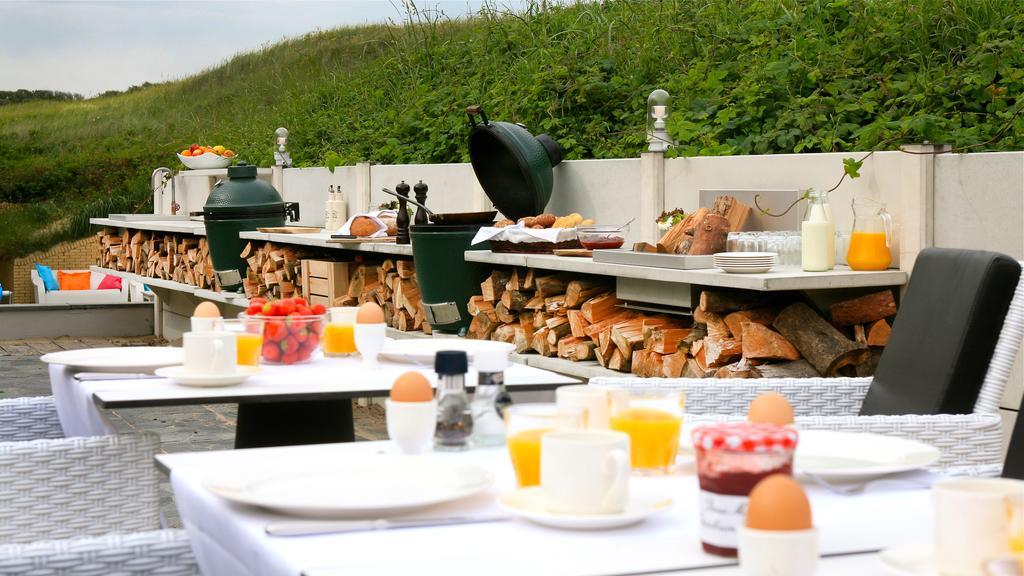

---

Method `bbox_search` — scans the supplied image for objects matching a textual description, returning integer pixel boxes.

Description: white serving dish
[498,486,672,530]
[177,152,231,170]
[40,347,184,373]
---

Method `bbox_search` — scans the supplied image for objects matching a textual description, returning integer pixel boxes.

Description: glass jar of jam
[692,422,799,557]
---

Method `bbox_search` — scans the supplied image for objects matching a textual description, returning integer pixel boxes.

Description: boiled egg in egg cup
[385,371,437,455]
[191,301,223,332]
[353,302,387,368]
[738,474,818,576]
[747,392,795,427]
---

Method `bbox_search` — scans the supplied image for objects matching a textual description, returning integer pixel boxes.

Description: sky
[0,0,527,97]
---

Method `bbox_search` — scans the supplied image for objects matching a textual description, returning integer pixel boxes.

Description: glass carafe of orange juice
[323,307,358,357]
[847,199,893,271]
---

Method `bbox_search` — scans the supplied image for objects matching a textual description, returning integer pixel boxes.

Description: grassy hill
[1,0,1022,257]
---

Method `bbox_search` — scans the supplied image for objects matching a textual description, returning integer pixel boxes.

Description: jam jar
[692,422,799,557]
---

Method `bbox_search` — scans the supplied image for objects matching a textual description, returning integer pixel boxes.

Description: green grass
[0,0,1022,257]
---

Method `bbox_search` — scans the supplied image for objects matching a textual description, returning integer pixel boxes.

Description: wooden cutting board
[326,236,398,244]
[257,227,322,234]
[553,249,593,257]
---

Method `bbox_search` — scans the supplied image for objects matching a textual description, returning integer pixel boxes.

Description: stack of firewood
[333,259,429,333]
[637,196,752,255]
[466,267,894,378]
[97,228,216,289]
[240,241,313,300]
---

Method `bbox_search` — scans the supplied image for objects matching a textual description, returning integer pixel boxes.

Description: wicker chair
[0,430,198,573]
[590,259,1024,475]
[0,396,65,442]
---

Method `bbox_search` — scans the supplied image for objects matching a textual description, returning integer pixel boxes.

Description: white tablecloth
[162,441,936,576]
[48,356,568,437]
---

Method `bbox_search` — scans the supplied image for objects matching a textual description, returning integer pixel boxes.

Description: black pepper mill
[395,180,411,244]
[413,180,429,225]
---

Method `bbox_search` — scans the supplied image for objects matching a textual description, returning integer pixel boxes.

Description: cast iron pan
[381,188,496,225]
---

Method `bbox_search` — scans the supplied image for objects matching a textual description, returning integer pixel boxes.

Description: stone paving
[0,336,387,526]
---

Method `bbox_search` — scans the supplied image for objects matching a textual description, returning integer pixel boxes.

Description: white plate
[40,347,184,373]
[718,266,774,274]
[714,252,778,259]
[155,365,260,387]
[680,429,940,482]
[204,456,494,518]
[879,543,936,575]
[379,338,514,364]
[498,487,672,530]
[795,430,940,481]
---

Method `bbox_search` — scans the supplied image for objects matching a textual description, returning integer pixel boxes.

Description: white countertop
[464,251,908,292]
[239,231,414,256]
[90,217,207,235]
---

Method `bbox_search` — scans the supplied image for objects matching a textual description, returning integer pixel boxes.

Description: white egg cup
[738,526,818,576]
[354,323,387,368]
[190,316,223,332]
[385,399,437,455]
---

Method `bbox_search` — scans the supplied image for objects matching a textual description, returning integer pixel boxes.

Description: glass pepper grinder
[434,350,473,451]
[470,349,511,447]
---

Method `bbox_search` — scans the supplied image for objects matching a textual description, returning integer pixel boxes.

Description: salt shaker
[434,350,472,450]
[469,349,511,447]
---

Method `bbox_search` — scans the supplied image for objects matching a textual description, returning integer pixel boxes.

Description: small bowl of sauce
[578,225,627,250]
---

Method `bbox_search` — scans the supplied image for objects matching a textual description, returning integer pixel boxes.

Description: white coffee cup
[555,385,619,429]
[385,399,437,455]
[934,478,1024,576]
[183,331,237,375]
[541,429,630,514]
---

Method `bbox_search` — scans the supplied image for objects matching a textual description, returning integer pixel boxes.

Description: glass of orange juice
[323,307,359,357]
[505,403,584,487]
[223,318,264,367]
[610,387,684,475]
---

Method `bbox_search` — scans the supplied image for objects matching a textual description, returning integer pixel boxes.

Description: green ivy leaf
[843,157,864,179]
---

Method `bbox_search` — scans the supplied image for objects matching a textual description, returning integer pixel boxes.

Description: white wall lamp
[646,89,672,153]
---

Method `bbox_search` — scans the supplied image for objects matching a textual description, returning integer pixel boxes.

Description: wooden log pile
[97,228,217,289]
[331,259,429,333]
[240,241,312,300]
[466,266,896,378]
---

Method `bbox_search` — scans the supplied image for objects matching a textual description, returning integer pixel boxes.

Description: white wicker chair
[0,530,198,576]
[0,396,65,442]
[0,431,198,574]
[590,261,1024,475]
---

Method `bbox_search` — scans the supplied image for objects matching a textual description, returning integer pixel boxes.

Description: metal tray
[592,250,715,270]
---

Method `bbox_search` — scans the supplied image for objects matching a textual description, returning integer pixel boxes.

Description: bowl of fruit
[177,144,235,170]
[241,297,327,365]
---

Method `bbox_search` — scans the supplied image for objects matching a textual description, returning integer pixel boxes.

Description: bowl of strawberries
[241,297,327,365]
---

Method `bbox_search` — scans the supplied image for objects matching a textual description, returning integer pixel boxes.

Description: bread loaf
[351,216,382,237]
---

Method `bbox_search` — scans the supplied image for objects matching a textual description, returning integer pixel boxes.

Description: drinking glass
[222,318,263,367]
[609,387,685,475]
[505,403,584,487]
[323,307,358,357]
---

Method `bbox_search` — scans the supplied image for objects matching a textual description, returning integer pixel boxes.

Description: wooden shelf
[90,218,207,236]
[239,231,414,257]
[463,251,907,292]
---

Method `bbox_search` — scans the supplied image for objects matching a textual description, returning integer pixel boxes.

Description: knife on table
[266,515,510,537]
[75,372,163,381]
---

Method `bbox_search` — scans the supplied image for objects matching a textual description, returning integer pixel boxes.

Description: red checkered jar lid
[692,422,798,453]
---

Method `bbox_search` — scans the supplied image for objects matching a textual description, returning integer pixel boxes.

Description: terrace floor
[0,336,388,526]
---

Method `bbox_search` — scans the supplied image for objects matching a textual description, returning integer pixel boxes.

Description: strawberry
[262,342,281,362]
[294,297,308,307]
[282,352,299,364]
[311,320,324,333]
[310,303,326,315]
[264,320,286,342]
[281,336,299,354]
[294,328,309,343]
[261,302,274,315]
[297,306,312,316]
[246,304,263,316]
[280,299,297,315]
[306,332,320,349]
[251,297,267,306]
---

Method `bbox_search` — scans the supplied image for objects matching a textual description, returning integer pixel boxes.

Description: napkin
[336,210,397,238]
[471,223,577,246]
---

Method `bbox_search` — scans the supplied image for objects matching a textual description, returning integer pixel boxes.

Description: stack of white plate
[713,252,777,274]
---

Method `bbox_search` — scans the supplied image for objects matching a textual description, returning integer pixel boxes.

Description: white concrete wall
[549,158,643,244]
[368,163,487,216]
[933,152,1024,433]
[281,166,359,228]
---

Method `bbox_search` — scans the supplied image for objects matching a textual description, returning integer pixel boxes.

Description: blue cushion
[34,263,59,292]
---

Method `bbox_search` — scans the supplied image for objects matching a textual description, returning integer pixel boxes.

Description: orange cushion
[57,271,91,291]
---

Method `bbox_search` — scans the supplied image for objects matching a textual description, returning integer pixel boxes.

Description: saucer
[878,543,936,575]
[498,487,672,530]
[155,365,260,387]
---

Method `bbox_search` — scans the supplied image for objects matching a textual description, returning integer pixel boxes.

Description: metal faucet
[151,167,177,215]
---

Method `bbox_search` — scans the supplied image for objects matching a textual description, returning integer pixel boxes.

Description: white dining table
[159,440,935,576]
[49,353,577,447]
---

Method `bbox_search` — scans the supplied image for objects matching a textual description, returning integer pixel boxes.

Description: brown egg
[193,302,221,318]
[390,371,433,402]
[356,302,385,324]
[748,392,795,426]
[745,474,813,531]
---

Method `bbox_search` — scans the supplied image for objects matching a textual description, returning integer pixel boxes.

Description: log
[567,310,590,338]
[646,328,692,355]
[468,311,498,340]
[524,295,546,310]
[686,213,730,255]
[750,359,821,379]
[545,295,568,315]
[501,289,530,312]
[723,308,780,342]
[741,322,801,361]
[684,358,714,378]
[661,350,689,378]
[396,260,415,279]
[610,318,646,357]
[581,294,622,323]
[531,327,555,356]
[714,362,753,379]
[507,267,527,291]
[867,319,891,347]
[545,316,572,344]
[533,311,551,329]
[481,270,510,302]
[584,310,638,342]
[699,290,773,313]
[710,195,752,233]
[696,310,732,340]
[467,295,494,316]
[633,242,658,253]
[853,324,867,346]
[565,278,612,308]
[703,337,743,368]
[830,290,897,327]
[631,349,664,378]
[608,348,631,372]
[513,326,532,354]
[495,302,516,324]
[492,324,517,344]
[774,303,869,375]
[534,274,568,297]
